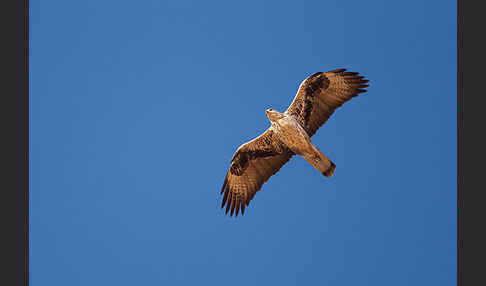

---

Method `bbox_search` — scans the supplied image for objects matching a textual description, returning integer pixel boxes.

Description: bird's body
[270,113,311,155]
[269,111,336,177]
[220,69,369,217]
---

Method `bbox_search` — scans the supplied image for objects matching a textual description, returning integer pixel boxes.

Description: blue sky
[30,1,456,285]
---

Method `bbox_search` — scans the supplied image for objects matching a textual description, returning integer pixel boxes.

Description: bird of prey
[220,68,369,217]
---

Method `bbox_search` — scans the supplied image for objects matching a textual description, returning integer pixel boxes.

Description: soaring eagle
[220,69,369,217]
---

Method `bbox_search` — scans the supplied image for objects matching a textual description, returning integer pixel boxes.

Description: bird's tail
[303,148,336,178]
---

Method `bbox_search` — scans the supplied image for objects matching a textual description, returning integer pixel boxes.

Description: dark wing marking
[285,69,369,137]
[220,129,293,217]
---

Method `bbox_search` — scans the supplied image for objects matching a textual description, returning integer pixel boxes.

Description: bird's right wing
[220,129,294,217]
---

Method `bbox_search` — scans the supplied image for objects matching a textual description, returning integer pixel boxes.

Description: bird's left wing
[284,69,369,137]
[220,129,294,217]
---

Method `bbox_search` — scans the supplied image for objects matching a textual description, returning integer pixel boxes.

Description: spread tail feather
[303,149,336,178]
[322,161,336,177]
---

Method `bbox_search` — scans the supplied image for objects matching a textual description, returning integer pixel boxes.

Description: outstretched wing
[220,129,293,217]
[285,69,369,137]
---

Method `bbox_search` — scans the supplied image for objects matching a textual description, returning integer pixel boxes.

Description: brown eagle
[220,69,369,217]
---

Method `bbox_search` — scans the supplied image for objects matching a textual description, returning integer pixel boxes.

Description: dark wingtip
[225,192,232,214]
[221,188,229,208]
[230,195,238,216]
[234,200,240,218]
[220,176,228,195]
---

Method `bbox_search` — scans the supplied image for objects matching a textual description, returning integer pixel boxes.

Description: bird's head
[265,108,284,122]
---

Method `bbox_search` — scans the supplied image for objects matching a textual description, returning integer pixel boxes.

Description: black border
[26,0,29,283]
[457,0,463,285]
[1,0,28,285]
[461,0,486,285]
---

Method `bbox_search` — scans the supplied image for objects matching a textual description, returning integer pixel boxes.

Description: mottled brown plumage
[286,69,369,136]
[220,68,369,217]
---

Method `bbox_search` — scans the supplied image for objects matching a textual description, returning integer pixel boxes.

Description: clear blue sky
[30,1,456,285]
